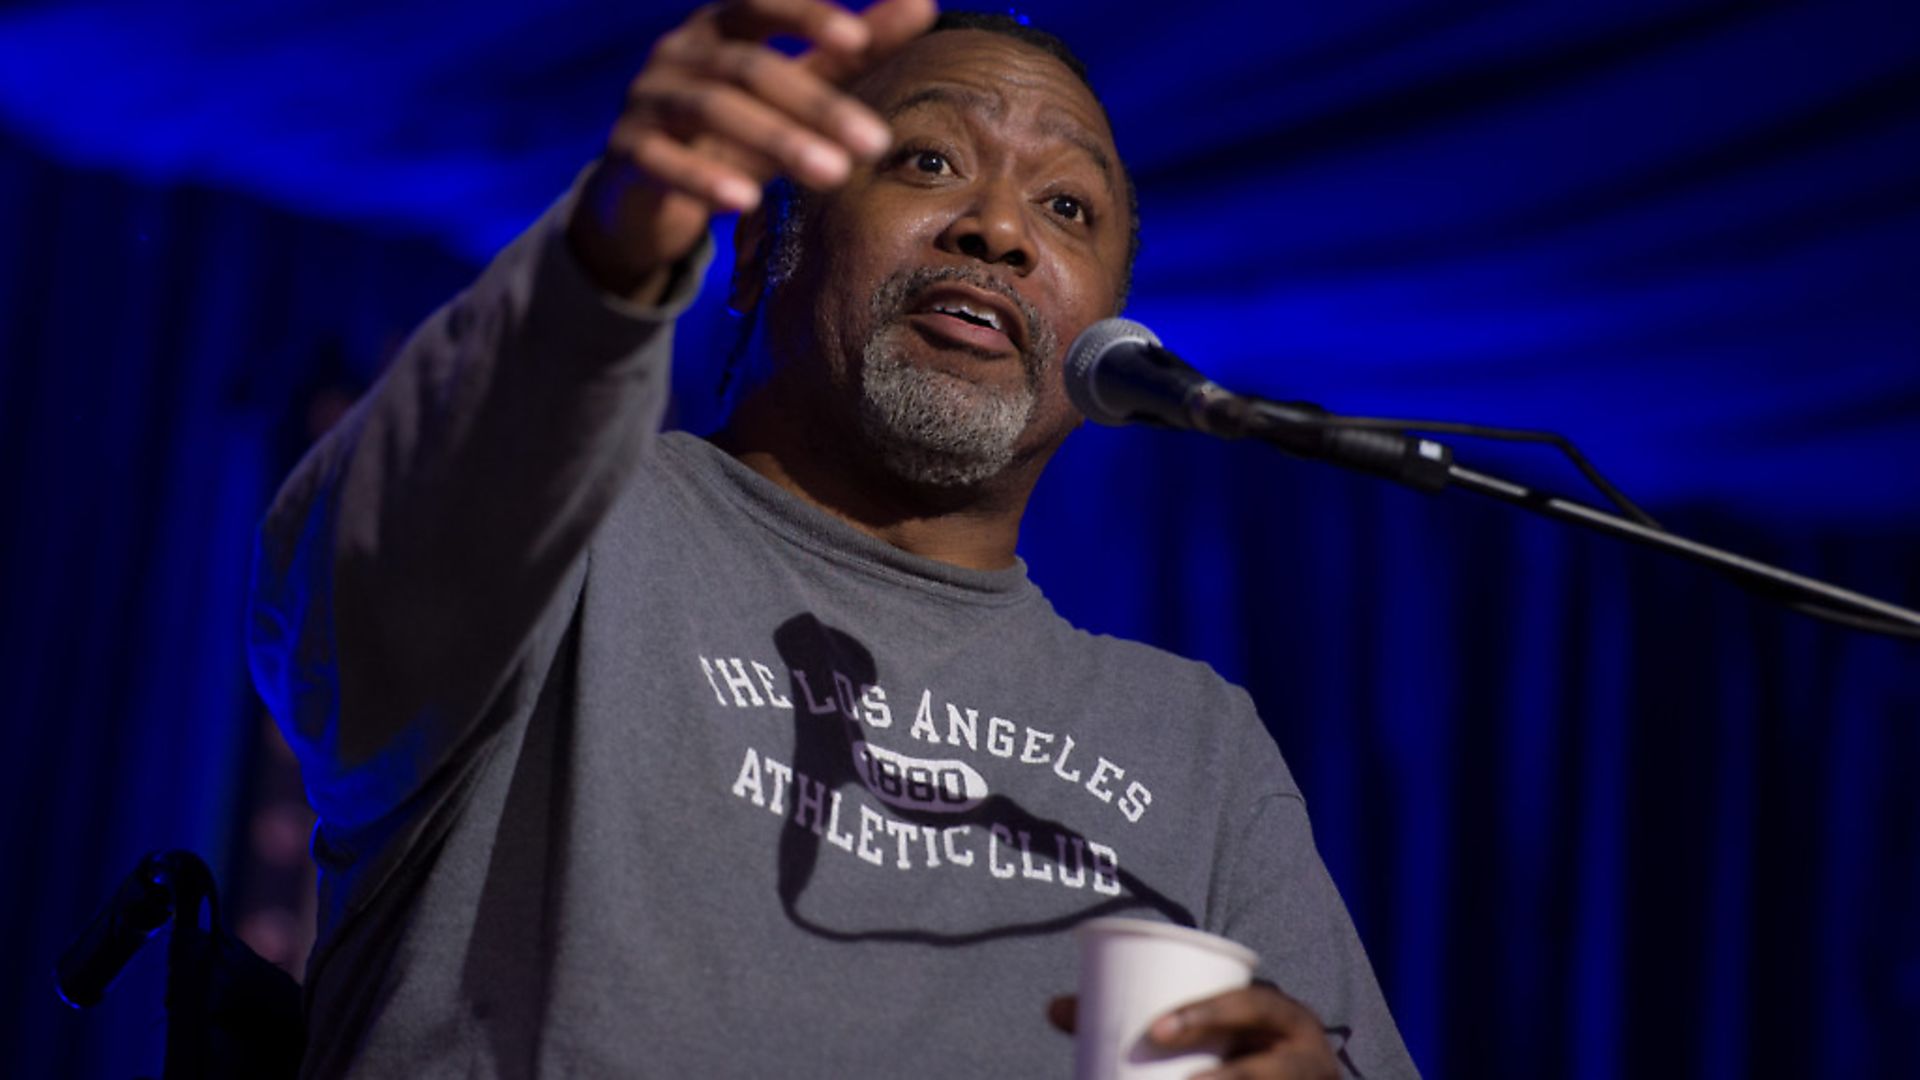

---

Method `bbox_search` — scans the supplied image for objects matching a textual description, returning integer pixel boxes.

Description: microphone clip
[1244,399,1456,493]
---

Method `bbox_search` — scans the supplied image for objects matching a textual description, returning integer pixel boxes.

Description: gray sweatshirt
[248,192,1417,1079]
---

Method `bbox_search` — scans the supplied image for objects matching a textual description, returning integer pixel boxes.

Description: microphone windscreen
[1064,317,1161,426]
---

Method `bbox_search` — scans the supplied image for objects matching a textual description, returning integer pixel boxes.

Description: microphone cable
[1268,409,1920,641]
[1269,411,1661,529]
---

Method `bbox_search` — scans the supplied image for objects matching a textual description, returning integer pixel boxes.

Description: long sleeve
[1197,685,1418,1079]
[246,187,712,831]
[1216,791,1418,1078]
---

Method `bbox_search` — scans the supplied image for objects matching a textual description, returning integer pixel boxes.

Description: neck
[713,389,1041,572]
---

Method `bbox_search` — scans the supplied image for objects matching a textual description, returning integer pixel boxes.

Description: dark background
[1,1,1916,1077]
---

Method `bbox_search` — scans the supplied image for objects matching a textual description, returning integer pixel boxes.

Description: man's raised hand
[568,0,939,304]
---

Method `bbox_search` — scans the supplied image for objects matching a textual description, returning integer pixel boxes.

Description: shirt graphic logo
[852,739,988,812]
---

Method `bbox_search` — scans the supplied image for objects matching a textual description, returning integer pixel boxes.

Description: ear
[729,200,772,315]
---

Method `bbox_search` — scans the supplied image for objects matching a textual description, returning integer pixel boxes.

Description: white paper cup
[1073,917,1260,1080]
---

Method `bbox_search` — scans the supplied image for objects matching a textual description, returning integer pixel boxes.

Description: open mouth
[928,301,1004,333]
[911,309,1016,356]
[905,282,1026,357]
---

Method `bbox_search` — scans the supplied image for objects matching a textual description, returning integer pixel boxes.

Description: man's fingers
[1046,994,1078,1034]
[567,0,933,293]
[857,0,940,55]
[706,41,891,159]
[652,0,933,188]
[1156,987,1341,1080]
[618,127,764,212]
[1149,985,1323,1051]
[638,80,855,188]
[1190,1045,1341,1080]
[711,0,871,53]
[806,0,938,83]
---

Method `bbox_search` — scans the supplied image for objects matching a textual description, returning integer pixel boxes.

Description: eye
[1047,193,1088,223]
[887,143,959,182]
[909,148,952,175]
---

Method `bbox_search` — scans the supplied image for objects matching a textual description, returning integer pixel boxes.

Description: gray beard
[855,266,1058,488]
[857,328,1032,487]
[766,192,1059,488]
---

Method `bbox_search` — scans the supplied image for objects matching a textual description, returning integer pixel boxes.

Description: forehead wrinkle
[882,84,1005,123]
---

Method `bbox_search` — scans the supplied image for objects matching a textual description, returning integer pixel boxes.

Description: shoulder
[1022,611,1285,779]
[1035,608,1254,710]
[601,428,735,529]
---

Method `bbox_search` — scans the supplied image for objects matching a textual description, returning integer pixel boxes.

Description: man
[248,1,1417,1076]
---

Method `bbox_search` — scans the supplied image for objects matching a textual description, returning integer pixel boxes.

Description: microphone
[1063,317,1454,492]
[55,852,185,1008]
[1063,318,1258,436]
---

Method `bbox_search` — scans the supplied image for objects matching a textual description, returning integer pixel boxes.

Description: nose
[937,180,1036,273]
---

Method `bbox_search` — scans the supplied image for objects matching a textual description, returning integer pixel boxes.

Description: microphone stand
[1441,464,1920,635]
[1234,400,1920,638]
[55,850,305,1079]
[56,851,216,1079]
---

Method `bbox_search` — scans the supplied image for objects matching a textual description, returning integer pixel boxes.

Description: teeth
[932,303,1001,331]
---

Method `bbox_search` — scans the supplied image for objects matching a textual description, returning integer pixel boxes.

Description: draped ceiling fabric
[1,1,1915,1078]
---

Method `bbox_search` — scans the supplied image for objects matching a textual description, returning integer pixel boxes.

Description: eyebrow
[883,85,1119,198]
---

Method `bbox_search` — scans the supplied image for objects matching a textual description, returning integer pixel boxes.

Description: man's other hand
[568,0,938,304]
[1048,983,1342,1079]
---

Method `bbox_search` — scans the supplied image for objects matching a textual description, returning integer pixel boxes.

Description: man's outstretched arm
[248,0,938,829]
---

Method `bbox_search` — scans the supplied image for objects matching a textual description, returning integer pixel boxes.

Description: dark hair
[926,11,1139,302]
[929,11,1096,91]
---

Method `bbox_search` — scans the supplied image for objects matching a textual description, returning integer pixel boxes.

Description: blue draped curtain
[3,8,1919,1074]
[0,132,476,1078]
[1023,426,1920,1078]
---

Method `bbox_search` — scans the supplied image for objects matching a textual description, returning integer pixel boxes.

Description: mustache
[871,265,1059,374]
